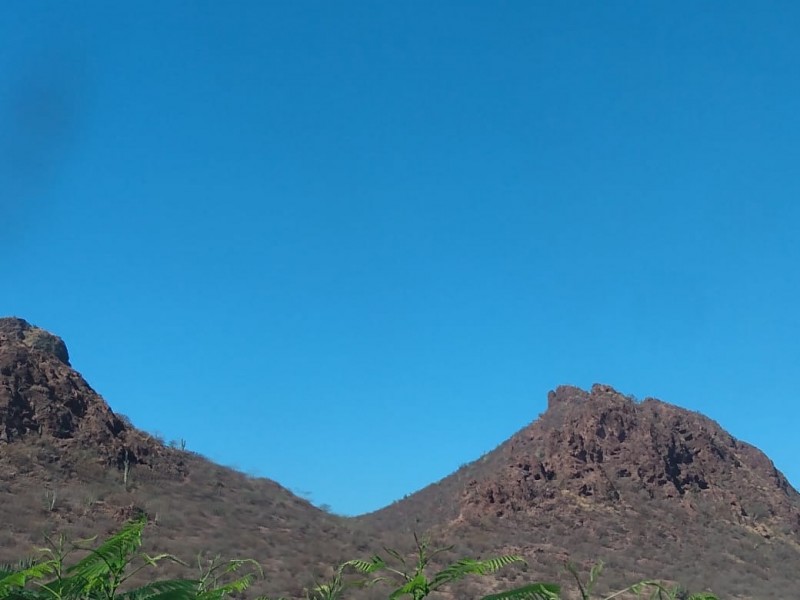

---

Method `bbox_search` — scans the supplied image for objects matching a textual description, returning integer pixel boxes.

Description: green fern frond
[480,582,561,600]
[340,557,385,574]
[139,554,185,569]
[388,572,429,599]
[382,548,407,568]
[118,579,199,600]
[0,562,55,597]
[430,555,525,590]
[197,573,253,600]
[588,562,603,590]
[66,517,147,586]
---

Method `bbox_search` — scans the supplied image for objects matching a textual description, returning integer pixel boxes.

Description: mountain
[2,317,799,599]
[0,317,374,598]
[358,384,800,597]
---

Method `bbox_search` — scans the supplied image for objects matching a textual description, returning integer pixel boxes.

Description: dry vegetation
[2,319,799,599]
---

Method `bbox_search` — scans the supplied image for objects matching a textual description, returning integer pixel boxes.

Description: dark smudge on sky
[1,38,91,244]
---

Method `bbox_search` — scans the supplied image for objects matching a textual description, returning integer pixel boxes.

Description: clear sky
[2,2,799,516]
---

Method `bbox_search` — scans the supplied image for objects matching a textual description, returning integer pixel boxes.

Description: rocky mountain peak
[545,383,636,412]
[0,317,70,366]
[0,318,186,479]
[459,384,799,538]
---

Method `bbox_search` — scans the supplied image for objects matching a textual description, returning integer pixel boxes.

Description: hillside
[2,317,800,598]
[358,385,800,597]
[0,318,377,598]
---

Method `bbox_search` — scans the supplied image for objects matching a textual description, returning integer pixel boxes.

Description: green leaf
[430,556,526,590]
[197,574,254,600]
[388,573,429,599]
[118,579,200,600]
[383,548,408,570]
[340,557,385,574]
[481,582,561,600]
[0,562,55,593]
[66,517,147,590]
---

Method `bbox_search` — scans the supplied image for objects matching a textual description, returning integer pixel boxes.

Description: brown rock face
[0,317,182,477]
[361,384,800,598]
[0,318,117,442]
[460,384,799,534]
[0,317,70,365]
[0,318,363,599]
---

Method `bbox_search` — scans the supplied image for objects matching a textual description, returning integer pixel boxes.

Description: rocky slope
[2,317,799,598]
[462,384,798,529]
[0,317,367,598]
[0,317,179,475]
[359,384,800,597]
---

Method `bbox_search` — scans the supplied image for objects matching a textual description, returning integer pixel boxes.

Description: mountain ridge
[2,317,799,599]
[0,317,366,598]
[359,383,798,529]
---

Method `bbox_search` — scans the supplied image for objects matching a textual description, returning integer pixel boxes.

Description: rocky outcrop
[459,384,800,536]
[0,318,361,600]
[0,317,185,478]
[0,317,70,365]
[359,384,800,597]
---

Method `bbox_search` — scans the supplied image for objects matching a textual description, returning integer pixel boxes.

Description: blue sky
[2,2,799,516]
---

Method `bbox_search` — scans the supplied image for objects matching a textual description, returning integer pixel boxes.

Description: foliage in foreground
[302,534,716,600]
[0,519,717,600]
[0,517,257,600]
